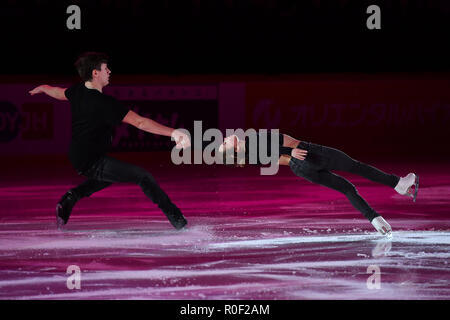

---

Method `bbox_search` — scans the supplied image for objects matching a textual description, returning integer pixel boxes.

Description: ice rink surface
[1,160,449,299]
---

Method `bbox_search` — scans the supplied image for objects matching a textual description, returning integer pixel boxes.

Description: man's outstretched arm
[122,110,191,149]
[29,85,68,101]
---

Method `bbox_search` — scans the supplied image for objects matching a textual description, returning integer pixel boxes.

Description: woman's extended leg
[294,166,379,222]
[289,158,392,235]
[319,145,400,188]
[319,145,419,201]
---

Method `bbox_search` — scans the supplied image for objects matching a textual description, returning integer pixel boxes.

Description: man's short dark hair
[74,52,109,81]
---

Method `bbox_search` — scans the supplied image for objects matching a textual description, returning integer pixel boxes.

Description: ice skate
[170,215,188,230]
[395,173,419,202]
[371,216,392,238]
[163,206,188,230]
[56,190,78,229]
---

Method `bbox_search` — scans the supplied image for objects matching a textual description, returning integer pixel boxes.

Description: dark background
[0,0,449,161]
[1,0,449,75]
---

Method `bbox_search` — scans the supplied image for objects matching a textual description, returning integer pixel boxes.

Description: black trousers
[68,156,184,225]
[289,142,400,222]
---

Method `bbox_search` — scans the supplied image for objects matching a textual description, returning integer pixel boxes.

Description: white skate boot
[394,173,419,202]
[371,216,393,238]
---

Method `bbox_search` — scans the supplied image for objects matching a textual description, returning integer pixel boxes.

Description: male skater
[29,52,190,230]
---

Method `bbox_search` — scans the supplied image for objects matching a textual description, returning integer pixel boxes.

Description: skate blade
[379,226,392,237]
[56,204,65,230]
[405,175,419,202]
[413,175,419,202]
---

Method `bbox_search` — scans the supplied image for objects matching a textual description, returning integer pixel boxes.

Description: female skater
[218,131,419,237]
